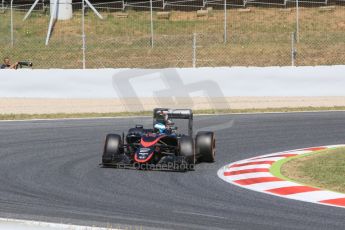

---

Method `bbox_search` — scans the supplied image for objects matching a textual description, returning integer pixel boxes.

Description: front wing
[101,153,194,171]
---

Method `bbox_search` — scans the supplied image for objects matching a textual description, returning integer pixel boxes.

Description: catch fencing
[1,0,345,68]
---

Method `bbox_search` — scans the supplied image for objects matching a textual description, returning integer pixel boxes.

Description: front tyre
[102,134,122,165]
[196,131,216,162]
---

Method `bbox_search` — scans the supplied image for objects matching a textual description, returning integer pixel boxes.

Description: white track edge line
[0,217,122,230]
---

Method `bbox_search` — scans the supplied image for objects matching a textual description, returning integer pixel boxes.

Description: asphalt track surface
[1,112,345,230]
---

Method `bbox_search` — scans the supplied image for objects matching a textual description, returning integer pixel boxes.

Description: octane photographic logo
[111,68,235,123]
[115,162,196,171]
[111,68,231,112]
[112,68,235,134]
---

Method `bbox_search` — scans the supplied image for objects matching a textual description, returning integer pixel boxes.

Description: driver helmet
[154,123,166,133]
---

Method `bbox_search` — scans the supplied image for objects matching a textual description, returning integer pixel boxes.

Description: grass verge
[271,147,345,193]
[1,106,345,120]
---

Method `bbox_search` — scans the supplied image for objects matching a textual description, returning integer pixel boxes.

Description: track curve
[1,112,345,230]
[218,145,345,209]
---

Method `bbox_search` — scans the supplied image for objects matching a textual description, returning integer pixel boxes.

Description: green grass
[1,7,345,68]
[273,147,345,193]
[1,106,345,120]
[270,149,326,184]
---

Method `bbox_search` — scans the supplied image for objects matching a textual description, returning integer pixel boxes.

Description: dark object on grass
[17,61,33,68]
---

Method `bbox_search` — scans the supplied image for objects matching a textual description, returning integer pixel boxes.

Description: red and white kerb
[218,145,345,208]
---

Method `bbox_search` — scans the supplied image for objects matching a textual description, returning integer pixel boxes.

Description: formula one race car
[101,108,216,170]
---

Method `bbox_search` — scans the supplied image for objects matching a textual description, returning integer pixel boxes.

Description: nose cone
[134,147,154,163]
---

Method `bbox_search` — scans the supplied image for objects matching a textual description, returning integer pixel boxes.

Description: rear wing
[153,108,193,136]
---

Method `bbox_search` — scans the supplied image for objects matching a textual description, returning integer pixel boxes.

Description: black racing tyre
[102,134,122,165]
[196,131,216,163]
[179,136,195,166]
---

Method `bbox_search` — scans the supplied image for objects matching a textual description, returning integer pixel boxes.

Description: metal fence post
[296,0,299,42]
[82,0,86,69]
[192,33,197,68]
[150,0,154,48]
[10,0,14,47]
[224,0,227,44]
[291,32,297,66]
[122,0,125,11]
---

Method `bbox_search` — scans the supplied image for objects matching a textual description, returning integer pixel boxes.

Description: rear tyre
[179,136,195,169]
[102,134,122,165]
[196,131,216,162]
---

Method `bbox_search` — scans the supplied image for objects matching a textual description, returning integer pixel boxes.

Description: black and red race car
[101,108,216,170]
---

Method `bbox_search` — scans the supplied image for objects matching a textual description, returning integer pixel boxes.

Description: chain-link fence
[1,0,345,68]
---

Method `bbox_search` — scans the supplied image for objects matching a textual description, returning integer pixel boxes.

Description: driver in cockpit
[154,123,167,134]
[154,110,174,134]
